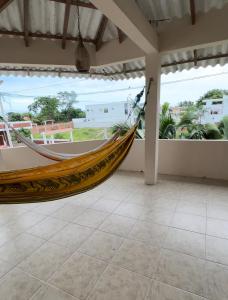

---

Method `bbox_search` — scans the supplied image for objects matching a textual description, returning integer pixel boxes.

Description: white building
[201,96,228,124]
[73,101,135,128]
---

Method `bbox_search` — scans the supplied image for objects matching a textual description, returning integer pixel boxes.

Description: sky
[0,64,228,113]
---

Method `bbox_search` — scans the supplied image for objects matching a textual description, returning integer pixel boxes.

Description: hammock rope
[0,78,152,204]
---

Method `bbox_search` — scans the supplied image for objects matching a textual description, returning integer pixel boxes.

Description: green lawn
[33,128,113,142]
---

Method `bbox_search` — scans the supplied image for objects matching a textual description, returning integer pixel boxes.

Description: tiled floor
[0,171,228,299]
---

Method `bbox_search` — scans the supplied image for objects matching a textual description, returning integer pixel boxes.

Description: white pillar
[42,133,47,144]
[70,130,73,142]
[144,53,161,185]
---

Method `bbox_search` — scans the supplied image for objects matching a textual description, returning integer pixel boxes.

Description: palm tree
[112,122,143,139]
[159,103,176,139]
[219,116,228,139]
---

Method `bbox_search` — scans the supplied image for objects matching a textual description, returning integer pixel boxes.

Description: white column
[144,53,161,185]
[42,133,47,144]
[70,130,73,142]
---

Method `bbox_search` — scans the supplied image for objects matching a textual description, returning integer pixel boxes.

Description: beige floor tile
[18,241,72,281]
[99,214,136,237]
[114,202,151,219]
[32,201,65,215]
[128,220,168,247]
[87,264,150,300]
[207,203,228,221]
[50,223,94,251]
[144,209,174,226]
[91,198,121,213]
[69,195,101,208]
[0,259,14,279]
[0,268,42,300]
[164,228,205,258]
[0,209,25,227]
[206,235,228,265]
[112,239,160,278]
[150,198,178,211]
[207,218,228,239]
[172,212,206,234]
[0,233,45,265]
[176,201,206,217]
[51,204,86,222]
[79,230,123,261]
[206,261,228,300]
[156,249,206,297]
[49,252,106,300]
[8,211,46,231]
[31,285,78,300]
[146,280,207,300]
[0,222,25,247]
[125,193,154,207]
[74,209,109,228]
[27,216,68,240]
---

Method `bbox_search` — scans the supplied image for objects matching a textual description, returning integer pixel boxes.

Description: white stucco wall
[1,139,228,181]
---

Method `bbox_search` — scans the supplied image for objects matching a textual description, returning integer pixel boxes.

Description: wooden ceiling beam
[62,0,71,49]
[117,27,125,43]
[49,0,97,9]
[23,0,29,47]
[95,15,108,51]
[189,0,196,25]
[0,0,13,12]
[0,30,95,43]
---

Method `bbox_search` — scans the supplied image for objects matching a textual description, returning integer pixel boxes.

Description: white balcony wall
[1,139,228,181]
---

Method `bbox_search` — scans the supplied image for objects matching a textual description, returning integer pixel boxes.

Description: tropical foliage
[112,89,228,140]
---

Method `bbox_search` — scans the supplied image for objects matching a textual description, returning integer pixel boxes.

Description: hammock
[0,125,136,204]
[0,79,152,204]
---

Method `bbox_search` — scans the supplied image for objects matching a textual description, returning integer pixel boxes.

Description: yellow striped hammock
[0,125,136,204]
[0,80,151,205]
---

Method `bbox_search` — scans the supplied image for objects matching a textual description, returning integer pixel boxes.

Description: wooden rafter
[193,49,197,66]
[122,63,127,73]
[23,0,29,47]
[49,0,97,9]
[189,0,196,25]
[0,30,95,43]
[95,15,108,51]
[117,27,125,43]
[62,0,71,49]
[0,0,13,12]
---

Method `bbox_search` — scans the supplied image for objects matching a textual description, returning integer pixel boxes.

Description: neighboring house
[73,101,134,128]
[201,96,228,124]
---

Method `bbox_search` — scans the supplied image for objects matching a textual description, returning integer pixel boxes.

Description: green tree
[198,89,228,106]
[7,112,24,122]
[218,116,228,139]
[28,96,60,123]
[57,91,78,110]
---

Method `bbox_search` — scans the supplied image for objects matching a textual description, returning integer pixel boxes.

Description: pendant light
[75,1,90,73]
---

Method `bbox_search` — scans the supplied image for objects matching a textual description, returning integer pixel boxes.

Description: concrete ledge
[1,139,228,181]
